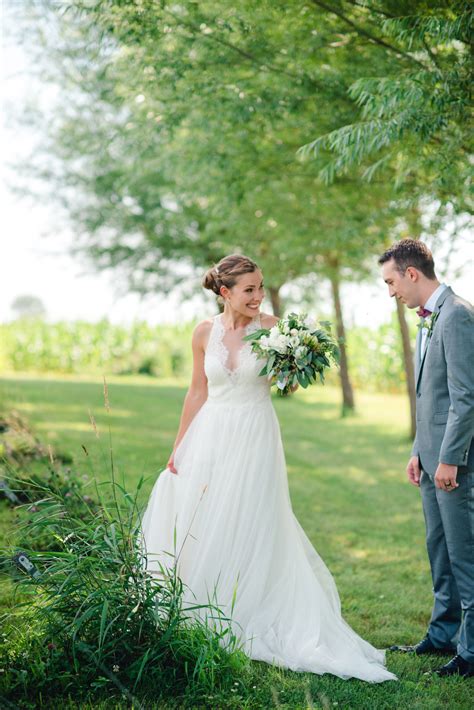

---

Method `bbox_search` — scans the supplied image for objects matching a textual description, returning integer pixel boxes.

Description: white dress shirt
[420,283,448,356]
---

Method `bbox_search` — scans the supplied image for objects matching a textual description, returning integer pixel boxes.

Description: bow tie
[416,307,432,318]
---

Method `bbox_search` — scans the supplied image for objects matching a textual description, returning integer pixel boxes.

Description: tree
[300,1,472,212]
[11,295,46,320]
[10,0,446,417]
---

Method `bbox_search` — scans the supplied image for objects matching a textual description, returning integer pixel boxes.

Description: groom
[379,239,474,678]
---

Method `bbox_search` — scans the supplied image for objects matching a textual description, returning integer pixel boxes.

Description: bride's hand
[167,452,178,475]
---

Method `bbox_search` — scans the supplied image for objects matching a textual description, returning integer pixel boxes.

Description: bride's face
[222,270,265,317]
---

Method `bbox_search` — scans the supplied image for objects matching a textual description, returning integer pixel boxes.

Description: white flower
[289,335,300,348]
[303,315,318,331]
[295,346,307,359]
[268,332,290,354]
[290,328,298,336]
[259,335,271,351]
[420,311,439,337]
[276,336,291,354]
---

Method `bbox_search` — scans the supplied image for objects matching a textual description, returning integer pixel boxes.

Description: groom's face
[382,259,419,308]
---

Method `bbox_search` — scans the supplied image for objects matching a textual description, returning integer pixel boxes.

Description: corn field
[0,316,416,392]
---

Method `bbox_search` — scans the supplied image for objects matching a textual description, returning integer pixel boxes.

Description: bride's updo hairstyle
[202,254,260,298]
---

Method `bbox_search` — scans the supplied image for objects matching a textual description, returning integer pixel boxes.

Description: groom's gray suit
[412,286,474,661]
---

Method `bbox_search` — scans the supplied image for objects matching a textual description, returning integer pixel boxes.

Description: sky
[1,4,472,329]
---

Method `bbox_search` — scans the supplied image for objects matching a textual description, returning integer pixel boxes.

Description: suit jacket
[412,287,474,475]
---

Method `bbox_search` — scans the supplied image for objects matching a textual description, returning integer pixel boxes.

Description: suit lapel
[415,287,452,391]
[416,331,429,390]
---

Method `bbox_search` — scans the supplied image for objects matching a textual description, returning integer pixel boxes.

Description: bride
[140,254,396,682]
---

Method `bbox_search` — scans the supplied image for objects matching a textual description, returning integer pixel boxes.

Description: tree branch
[343,0,396,20]
[421,37,442,70]
[343,0,454,70]
[162,8,348,99]
[309,0,427,69]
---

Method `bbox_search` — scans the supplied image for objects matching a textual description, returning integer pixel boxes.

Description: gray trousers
[420,469,474,661]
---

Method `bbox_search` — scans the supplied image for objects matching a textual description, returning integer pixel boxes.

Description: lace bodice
[204,313,271,406]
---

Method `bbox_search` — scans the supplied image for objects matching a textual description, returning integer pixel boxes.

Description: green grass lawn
[1,373,472,708]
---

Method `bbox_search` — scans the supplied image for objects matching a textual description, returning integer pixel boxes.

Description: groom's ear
[406,266,419,282]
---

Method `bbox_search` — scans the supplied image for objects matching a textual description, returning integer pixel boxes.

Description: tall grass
[0,462,248,707]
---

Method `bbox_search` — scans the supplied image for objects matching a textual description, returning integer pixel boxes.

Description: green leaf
[98,599,109,652]
[132,647,152,691]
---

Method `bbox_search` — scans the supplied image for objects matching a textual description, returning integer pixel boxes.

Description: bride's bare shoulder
[193,318,214,345]
[260,312,279,329]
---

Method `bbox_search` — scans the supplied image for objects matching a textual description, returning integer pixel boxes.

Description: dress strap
[205,314,227,360]
[247,313,262,333]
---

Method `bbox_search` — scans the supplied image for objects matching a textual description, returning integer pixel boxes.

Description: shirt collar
[424,283,448,312]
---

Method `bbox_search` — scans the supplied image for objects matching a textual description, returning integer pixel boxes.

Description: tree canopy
[13,0,452,295]
[300,1,472,212]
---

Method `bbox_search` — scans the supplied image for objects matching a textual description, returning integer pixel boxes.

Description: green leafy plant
[1,467,248,706]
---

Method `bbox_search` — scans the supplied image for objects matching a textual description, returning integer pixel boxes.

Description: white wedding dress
[140,313,396,682]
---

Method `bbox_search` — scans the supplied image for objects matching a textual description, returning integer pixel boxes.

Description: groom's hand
[406,456,421,487]
[434,463,458,492]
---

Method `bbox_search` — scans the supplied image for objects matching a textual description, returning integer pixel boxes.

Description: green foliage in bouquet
[245,313,340,396]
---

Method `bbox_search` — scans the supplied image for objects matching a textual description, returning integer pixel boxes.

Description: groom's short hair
[378,239,436,280]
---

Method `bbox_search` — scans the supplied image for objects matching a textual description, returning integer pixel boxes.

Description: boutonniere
[418,311,439,338]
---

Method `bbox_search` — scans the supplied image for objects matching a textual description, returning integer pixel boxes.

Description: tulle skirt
[140,398,396,682]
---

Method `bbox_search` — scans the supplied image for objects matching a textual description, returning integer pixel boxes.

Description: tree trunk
[395,298,416,439]
[394,213,419,440]
[329,271,355,416]
[268,286,281,317]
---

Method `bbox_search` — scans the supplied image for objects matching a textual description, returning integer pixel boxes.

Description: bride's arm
[167,322,210,474]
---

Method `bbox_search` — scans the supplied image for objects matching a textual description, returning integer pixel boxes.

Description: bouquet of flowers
[244,312,340,396]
